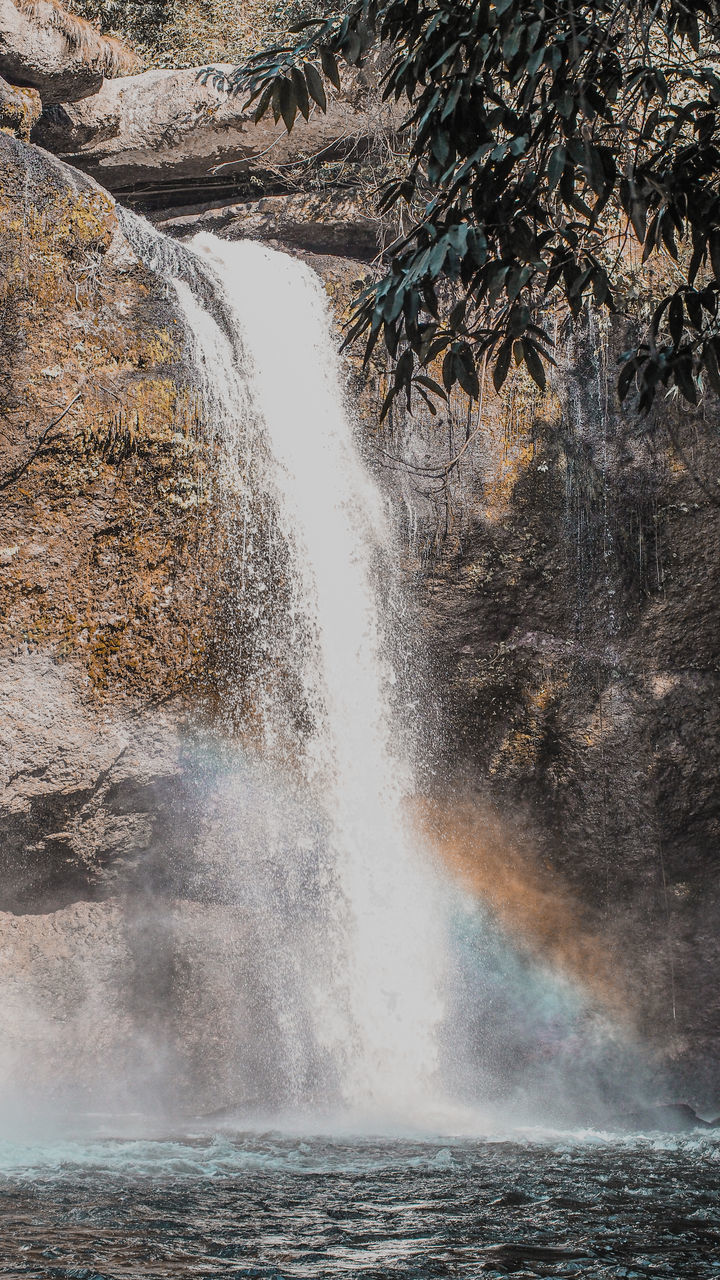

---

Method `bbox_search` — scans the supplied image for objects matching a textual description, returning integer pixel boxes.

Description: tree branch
[0,393,83,493]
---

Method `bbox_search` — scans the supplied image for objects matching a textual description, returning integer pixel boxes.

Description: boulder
[0,654,192,911]
[33,65,382,196]
[0,71,40,136]
[615,1102,715,1132]
[0,0,135,104]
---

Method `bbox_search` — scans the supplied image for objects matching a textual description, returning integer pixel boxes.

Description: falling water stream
[0,216,717,1278]
[177,231,448,1121]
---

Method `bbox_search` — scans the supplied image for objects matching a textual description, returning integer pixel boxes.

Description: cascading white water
[0,209,652,1138]
[133,224,450,1121]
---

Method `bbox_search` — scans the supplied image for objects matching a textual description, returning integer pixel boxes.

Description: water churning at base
[159,229,449,1120]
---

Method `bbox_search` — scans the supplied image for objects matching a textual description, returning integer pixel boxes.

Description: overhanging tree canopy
[205,0,720,417]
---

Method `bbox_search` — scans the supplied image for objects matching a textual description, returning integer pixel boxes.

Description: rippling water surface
[0,1129,718,1278]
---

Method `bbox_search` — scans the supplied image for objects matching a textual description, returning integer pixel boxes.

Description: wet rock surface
[0,655,197,911]
[389,318,720,1107]
[615,1103,718,1132]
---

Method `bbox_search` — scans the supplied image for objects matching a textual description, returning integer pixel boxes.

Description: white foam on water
[0,1125,717,1182]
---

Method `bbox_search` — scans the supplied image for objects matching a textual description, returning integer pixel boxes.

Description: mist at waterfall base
[0,221,687,1148]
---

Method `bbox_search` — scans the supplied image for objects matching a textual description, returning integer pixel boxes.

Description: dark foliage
[205,0,720,416]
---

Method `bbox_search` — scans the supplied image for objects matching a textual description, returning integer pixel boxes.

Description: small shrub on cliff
[207,0,720,418]
[66,0,175,53]
[66,0,341,67]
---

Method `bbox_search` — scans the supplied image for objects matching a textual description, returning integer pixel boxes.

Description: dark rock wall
[391,313,720,1104]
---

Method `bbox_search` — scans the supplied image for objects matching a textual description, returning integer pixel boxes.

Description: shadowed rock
[617,1102,717,1132]
[153,190,380,260]
[0,0,135,103]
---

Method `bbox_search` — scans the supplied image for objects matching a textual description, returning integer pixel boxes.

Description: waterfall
[120,215,449,1122]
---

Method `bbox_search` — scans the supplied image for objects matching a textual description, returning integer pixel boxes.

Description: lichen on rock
[0,133,222,702]
[0,73,40,138]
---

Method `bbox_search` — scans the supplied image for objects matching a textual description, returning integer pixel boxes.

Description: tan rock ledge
[0,0,136,104]
[33,65,379,193]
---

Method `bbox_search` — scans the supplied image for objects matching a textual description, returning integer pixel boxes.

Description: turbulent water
[1,1131,719,1278]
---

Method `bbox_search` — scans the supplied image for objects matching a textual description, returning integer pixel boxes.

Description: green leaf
[449,298,466,328]
[703,340,720,395]
[441,78,463,121]
[686,291,704,331]
[493,339,513,392]
[380,387,395,421]
[669,294,684,347]
[547,144,566,192]
[618,360,637,402]
[455,346,480,398]
[431,129,451,165]
[271,78,282,123]
[415,374,448,401]
[428,239,448,274]
[629,193,647,244]
[304,62,326,111]
[710,229,720,283]
[278,77,297,132]
[291,66,310,120]
[252,79,276,123]
[523,341,546,391]
[320,45,341,90]
[675,359,698,405]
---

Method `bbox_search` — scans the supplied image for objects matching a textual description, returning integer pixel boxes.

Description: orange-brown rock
[0,132,221,702]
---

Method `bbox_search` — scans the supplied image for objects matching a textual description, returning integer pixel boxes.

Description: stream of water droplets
[137,224,452,1122]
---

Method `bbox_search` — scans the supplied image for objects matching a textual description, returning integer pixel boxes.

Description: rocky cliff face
[0,133,253,920]
[392,320,720,1105]
[0,0,718,1114]
[0,133,222,698]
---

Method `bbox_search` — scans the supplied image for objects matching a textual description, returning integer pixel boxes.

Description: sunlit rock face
[0,0,135,102]
[0,134,242,706]
[0,72,41,136]
[32,66,382,205]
